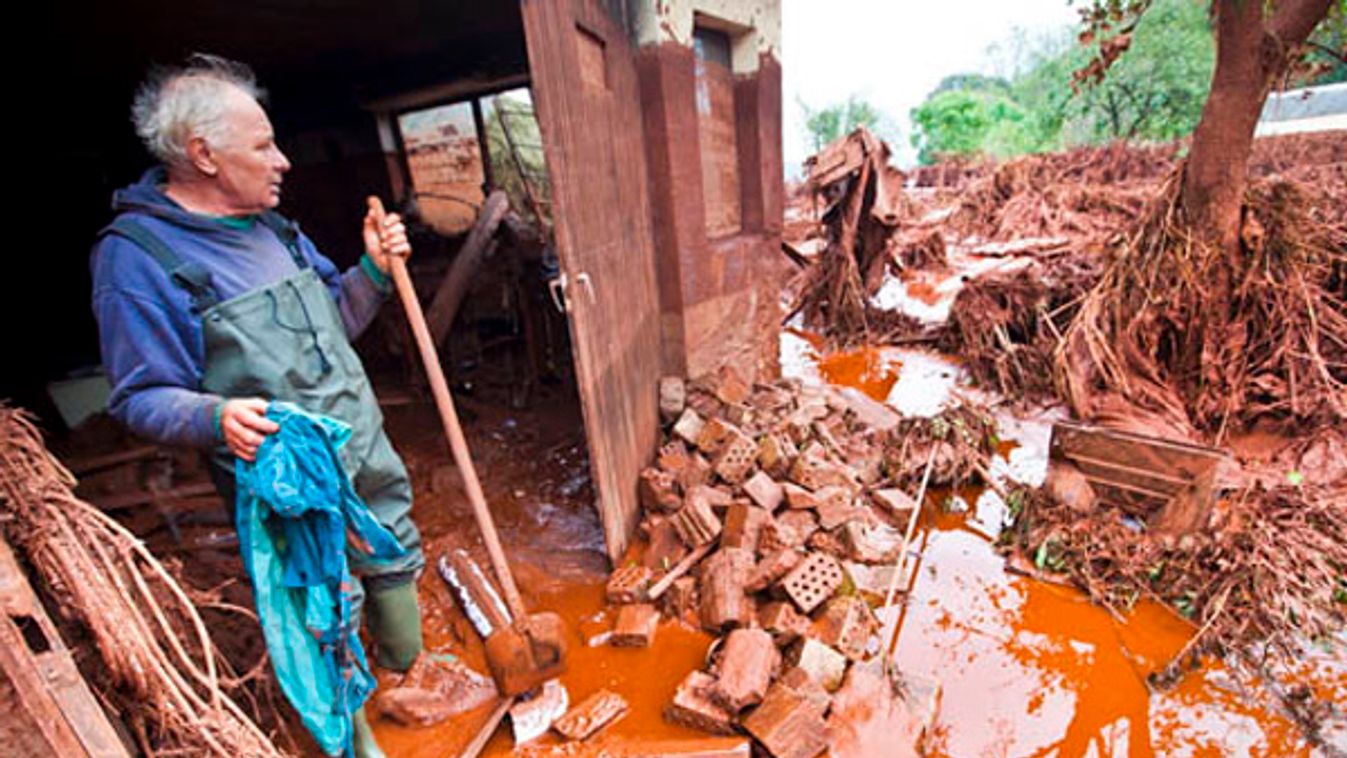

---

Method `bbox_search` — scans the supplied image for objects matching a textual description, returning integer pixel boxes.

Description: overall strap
[258,210,311,271]
[102,218,221,313]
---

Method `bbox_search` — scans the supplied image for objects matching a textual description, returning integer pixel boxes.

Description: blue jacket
[91,168,391,447]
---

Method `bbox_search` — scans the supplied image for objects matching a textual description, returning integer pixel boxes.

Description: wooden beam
[426,190,512,346]
[0,534,129,757]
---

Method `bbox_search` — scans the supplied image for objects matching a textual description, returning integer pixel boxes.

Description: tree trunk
[1180,0,1333,261]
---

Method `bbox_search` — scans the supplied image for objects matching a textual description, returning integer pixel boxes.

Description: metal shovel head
[484,626,543,696]
[484,614,567,696]
[521,611,568,670]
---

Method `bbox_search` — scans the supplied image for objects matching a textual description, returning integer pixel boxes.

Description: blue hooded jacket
[91,168,392,448]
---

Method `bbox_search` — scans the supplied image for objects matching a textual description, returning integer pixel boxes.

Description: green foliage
[908,0,1214,164]
[482,91,550,227]
[800,94,884,152]
[1303,5,1346,85]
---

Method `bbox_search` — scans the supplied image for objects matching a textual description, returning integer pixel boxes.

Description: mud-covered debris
[667,671,738,736]
[741,681,830,758]
[611,603,660,648]
[711,628,780,712]
[553,689,628,741]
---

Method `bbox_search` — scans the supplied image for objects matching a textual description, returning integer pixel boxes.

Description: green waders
[107,215,427,756]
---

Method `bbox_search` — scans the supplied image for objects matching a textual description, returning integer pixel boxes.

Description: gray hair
[131,54,263,168]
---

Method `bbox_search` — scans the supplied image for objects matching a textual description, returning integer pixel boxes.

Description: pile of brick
[602,367,956,758]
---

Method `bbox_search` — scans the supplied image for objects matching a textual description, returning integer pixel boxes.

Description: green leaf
[1287,470,1304,486]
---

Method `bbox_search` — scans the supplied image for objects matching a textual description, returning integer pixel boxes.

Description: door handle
[548,273,570,313]
[575,272,596,304]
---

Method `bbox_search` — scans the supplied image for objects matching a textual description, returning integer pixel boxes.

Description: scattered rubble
[591,367,1001,756]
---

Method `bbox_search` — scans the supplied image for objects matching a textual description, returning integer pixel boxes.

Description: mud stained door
[521,0,661,563]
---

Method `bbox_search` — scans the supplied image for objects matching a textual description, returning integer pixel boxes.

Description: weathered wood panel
[521,0,663,563]
[0,535,129,757]
[696,56,741,238]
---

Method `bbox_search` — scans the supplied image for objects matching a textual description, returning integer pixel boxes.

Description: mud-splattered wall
[633,0,784,382]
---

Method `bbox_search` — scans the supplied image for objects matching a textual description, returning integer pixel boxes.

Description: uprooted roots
[0,405,290,756]
[1055,171,1347,439]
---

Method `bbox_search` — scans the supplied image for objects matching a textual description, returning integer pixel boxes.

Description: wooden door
[521,0,661,563]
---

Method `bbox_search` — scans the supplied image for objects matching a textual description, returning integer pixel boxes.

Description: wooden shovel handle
[368,196,529,621]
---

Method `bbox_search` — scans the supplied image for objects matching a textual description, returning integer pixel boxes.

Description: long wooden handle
[368,197,529,621]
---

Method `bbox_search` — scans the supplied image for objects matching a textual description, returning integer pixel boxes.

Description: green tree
[907,0,1217,162]
[909,89,1036,164]
[800,95,883,152]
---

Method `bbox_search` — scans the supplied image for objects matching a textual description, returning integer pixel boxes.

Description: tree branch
[1268,0,1334,53]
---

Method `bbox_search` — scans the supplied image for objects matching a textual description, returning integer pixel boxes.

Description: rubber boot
[367,579,423,671]
[351,706,386,758]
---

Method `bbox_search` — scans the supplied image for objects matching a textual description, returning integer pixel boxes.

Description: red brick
[740,683,828,758]
[745,549,803,593]
[665,670,737,736]
[612,603,660,648]
[742,471,784,511]
[606,564,654,604]
[711,628,779,712]
[554,689,628,741]
[722,501,767,552]
[698,547,755,632]
[758,601,810,643]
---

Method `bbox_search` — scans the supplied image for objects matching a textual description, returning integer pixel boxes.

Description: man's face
[209,88,291,214]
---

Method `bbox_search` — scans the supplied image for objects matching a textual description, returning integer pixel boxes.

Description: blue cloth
[234,402,406,756]
[90,167,391,448]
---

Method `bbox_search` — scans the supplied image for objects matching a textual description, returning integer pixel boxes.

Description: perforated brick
[713,430,758,485]
[639,467,682,514]
[606,564,653,604]
[777,552,843,614]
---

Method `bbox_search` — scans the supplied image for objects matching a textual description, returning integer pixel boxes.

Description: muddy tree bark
[1180,0,1333,261]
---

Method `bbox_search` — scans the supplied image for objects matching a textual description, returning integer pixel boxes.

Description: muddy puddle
[783,320,1345,756]
[367,307,1342,756]
[371,390,724,756]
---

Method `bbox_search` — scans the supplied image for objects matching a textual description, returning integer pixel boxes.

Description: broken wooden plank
[0,534,130,757]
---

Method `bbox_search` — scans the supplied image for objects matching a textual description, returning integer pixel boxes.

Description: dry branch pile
[0,405,287,757]
[1003,477,1347,683]
[791,128,921,345]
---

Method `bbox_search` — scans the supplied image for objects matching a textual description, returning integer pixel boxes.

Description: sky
[782,0,1080,174]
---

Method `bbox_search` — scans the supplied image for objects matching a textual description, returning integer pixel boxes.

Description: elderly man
[92,55,422,756]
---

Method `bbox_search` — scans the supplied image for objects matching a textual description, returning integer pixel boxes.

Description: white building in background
[1256,81,1347,136]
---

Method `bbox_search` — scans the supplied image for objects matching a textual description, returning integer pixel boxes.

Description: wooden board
[696,55,741,238]
[0,534,129,757]
[1048,421,1230,515]
[521,0,664,563]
